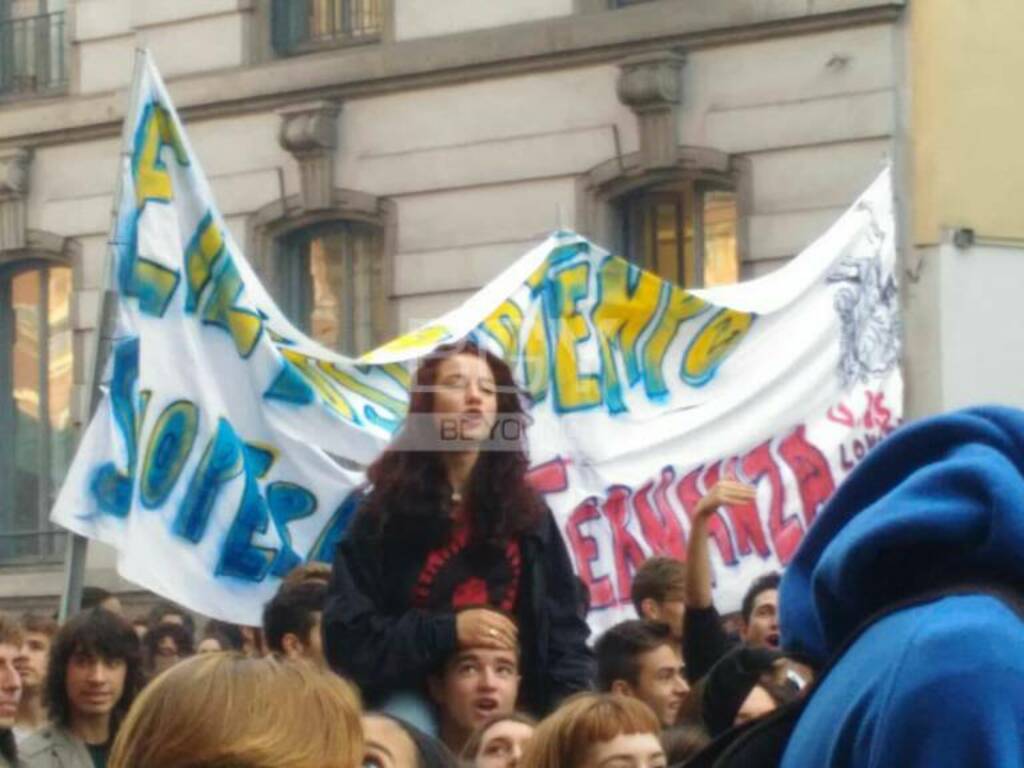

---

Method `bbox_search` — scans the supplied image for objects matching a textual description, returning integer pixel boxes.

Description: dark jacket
[323,492,594,716]
[682,604,735,684]
[0,729,23,768]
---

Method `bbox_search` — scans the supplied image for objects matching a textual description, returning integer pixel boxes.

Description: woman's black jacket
[322,493,595,716]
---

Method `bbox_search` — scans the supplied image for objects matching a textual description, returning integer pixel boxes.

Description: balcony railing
[272,0,382,56]
[0,528,67,565]
[0,11,67,99]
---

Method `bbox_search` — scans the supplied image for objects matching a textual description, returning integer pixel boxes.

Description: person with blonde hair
[521,693,666,768]
[108,653,363,768]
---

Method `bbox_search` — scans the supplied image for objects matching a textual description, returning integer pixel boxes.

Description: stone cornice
[0,0,904,149]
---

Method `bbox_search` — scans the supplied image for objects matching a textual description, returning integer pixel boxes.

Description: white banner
[53,53,902,631]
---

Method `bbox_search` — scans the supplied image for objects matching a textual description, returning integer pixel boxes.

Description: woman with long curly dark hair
[323,341,593,729]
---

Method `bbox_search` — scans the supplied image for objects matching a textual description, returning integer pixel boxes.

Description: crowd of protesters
[0,348,1020,767]
[0,515,784,768]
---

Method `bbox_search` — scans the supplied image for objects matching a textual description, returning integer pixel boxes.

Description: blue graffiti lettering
[216,466,276,583]
[173,418,243,542]
[266,482,317,577]
[139,400,199,509]
[308,488,364,563]
[89,338,142,518]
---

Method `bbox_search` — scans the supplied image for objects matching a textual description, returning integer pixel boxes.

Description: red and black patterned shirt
[411,507,521,612]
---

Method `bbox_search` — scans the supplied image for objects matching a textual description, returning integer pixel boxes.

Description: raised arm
[682,481,757,681]
[685,481,756,608]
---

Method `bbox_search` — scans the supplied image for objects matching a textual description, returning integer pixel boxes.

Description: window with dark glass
[619,183,739,288]
[0,0,68,98]
[275,221,381,356]
[271,0,383,56]
[0,261,72,562]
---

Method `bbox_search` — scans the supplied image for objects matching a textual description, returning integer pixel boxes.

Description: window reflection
[1,261,71,562]
[276,222,380,356]
[48,265,73,487]
[620,184,739,288]
[703,190,739,287]
[11,269,42,535]
[654,200,681,286]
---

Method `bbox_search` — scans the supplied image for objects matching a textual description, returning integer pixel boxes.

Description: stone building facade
[0,0,906,613]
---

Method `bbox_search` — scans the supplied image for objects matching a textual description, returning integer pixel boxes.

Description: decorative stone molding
[0,148,30,197]
[278,100,342,211]
[0,148,31,252]
[617,51,686,170]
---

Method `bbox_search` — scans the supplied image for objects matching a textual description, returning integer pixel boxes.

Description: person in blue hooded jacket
[780,406,1024,768]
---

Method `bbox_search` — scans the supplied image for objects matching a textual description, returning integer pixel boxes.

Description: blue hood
[780,406,1024,665]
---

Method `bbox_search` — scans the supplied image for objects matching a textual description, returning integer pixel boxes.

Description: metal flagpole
[58,49,149,622]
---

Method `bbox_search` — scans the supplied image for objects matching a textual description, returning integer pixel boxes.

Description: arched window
[0,258,72,561]
[275,219,382,355]
[578,147,749,289]
[249,189,395,357]
[619,182,740,288]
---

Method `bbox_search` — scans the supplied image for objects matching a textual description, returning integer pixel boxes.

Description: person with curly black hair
[21,609,142,768]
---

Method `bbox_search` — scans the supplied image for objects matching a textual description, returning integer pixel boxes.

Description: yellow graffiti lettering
[523,311,549,402]
[185,213,225,313]
[281,349,358,423]
[378,363,411,392]
[592,257,663,413]
[551,263,601,412]
[641,285,709,398]
[682,309,754,386]
[361,324,451,362]
[133,258,181,318]
[317,362,408,423]
[134,104,188,207]
[481,299,525,360]
[201,261,263,358]
[526,257,551,292]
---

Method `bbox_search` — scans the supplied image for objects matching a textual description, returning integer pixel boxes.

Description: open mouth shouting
[471,695,501,722]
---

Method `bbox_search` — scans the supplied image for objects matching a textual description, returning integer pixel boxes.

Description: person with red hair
[521,693,666,768]
[324,341,593,728]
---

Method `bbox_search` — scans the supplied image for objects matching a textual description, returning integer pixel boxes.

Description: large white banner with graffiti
[53,53,902,630]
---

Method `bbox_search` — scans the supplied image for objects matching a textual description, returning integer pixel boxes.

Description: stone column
[278,100,342,211]
[617,51,686,170]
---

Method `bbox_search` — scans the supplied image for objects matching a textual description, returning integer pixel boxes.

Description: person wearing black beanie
[701,647,786,738]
